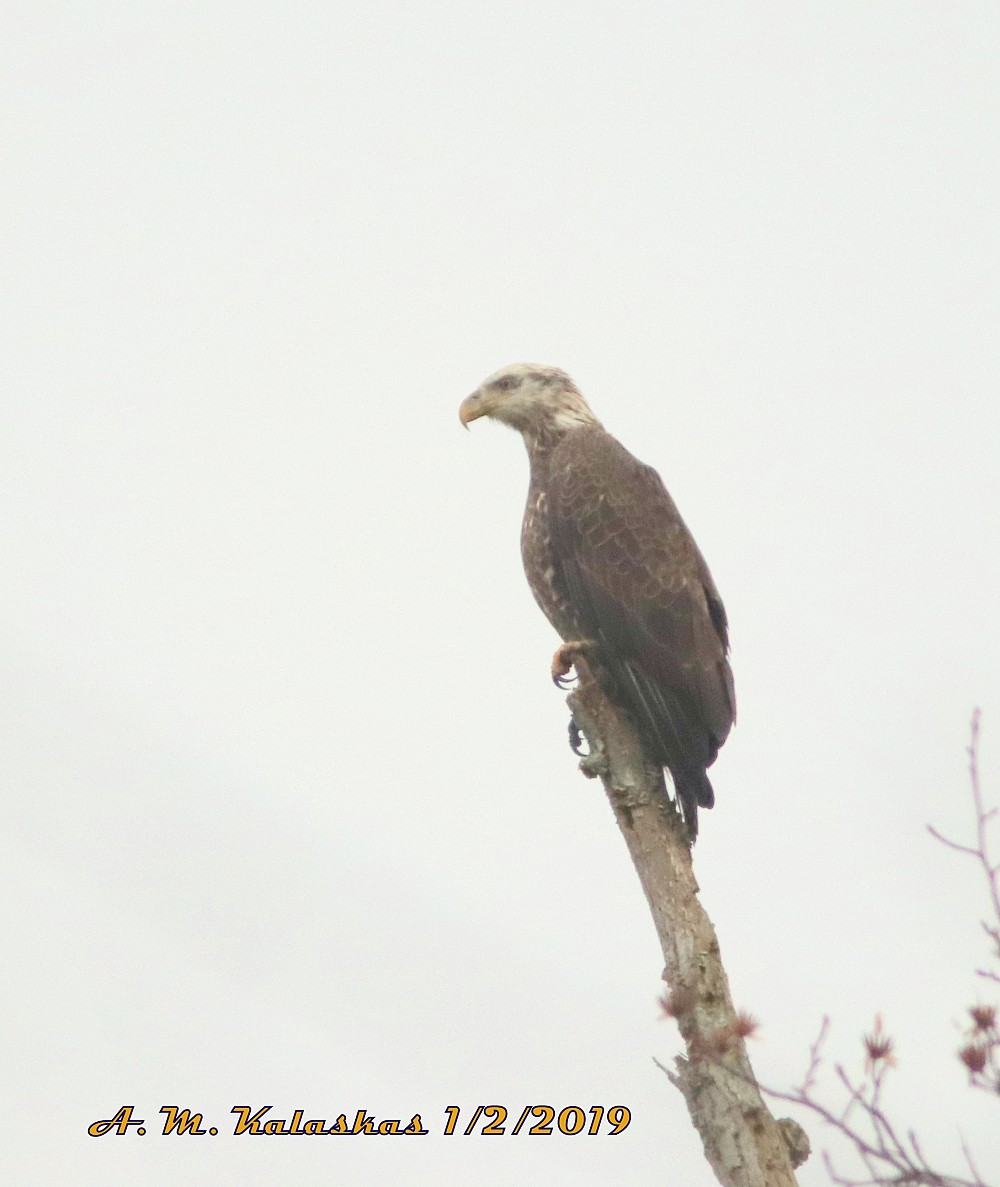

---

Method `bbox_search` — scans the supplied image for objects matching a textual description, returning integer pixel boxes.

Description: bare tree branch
[567,665,806,1186]
[744,711,999,1187]
[752,1019,989,1187]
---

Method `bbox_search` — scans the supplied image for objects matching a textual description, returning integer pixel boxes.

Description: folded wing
[546,427,735,834]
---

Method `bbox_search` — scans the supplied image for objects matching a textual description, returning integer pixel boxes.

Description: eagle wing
[546,426,735,827]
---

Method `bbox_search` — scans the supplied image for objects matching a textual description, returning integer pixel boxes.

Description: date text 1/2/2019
[443,1104,630,1135]
[87,1104,631,1137]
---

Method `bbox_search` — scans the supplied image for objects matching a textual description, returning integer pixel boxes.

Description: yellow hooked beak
[459,390,492,428]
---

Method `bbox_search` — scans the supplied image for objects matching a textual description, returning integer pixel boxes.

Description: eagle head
[459,363,600,440]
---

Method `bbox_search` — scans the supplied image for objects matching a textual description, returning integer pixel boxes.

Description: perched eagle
[460,363,735,838]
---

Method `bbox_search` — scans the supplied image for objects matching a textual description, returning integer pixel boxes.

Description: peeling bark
[568,666,807,1187]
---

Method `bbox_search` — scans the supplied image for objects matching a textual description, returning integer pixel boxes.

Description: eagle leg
[551,639,592,689]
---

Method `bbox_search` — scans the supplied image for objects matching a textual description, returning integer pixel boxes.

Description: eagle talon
[568,717,589,756]
[551,640,590,688]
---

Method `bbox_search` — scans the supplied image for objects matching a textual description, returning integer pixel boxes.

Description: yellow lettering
[352,1110,376,1134]
[88,1106,144,1137]
[159,1107,207,1135]
[231,1105,272,1135]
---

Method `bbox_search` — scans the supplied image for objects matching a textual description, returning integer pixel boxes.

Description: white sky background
[3,3,999,1183]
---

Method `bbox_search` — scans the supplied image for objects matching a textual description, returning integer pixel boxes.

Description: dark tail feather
[617,660,701,772]
[615,659,715,841]
[674,768,715,842]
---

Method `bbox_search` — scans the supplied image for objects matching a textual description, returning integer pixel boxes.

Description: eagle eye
[493,374,520,392]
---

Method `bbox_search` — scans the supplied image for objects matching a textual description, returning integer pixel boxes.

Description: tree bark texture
[567,664,806,1187]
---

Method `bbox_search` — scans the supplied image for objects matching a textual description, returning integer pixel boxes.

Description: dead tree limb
[568,664,807,1187]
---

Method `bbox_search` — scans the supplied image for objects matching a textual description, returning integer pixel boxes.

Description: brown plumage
[460,363,734,838]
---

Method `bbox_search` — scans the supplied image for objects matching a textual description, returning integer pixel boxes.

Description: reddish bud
[863,1014,896,1070]
[658,986,696,1019]
[733,1010,759,1040]
[969,1005,997,1033]
[959,1044,989,1075]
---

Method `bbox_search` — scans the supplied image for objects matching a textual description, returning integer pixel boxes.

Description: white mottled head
[459,363,600,449]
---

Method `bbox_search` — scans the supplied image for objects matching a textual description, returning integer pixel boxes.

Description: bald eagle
[460,363,735,839]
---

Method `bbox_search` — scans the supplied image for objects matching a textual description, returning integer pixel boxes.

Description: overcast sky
[3,4,1000,1184]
